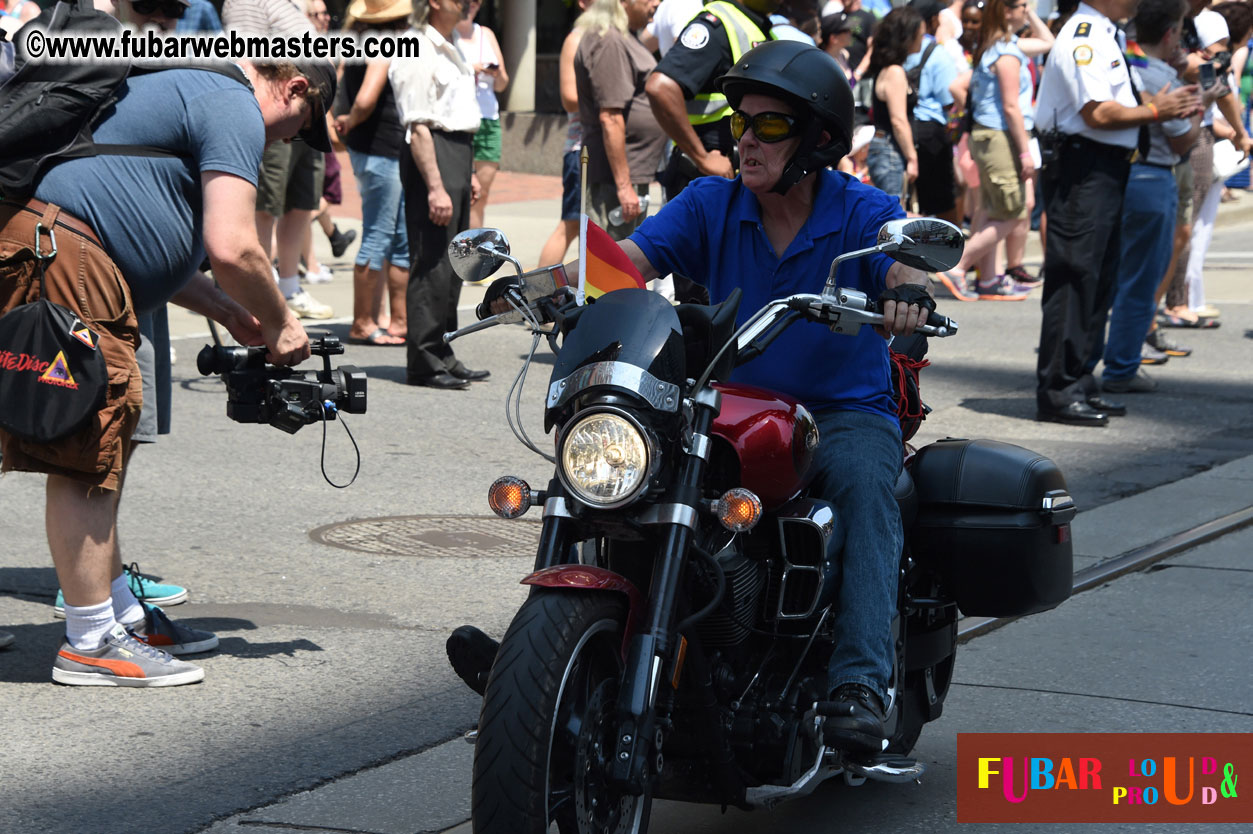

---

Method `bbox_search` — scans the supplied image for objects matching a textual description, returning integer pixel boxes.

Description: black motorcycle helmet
[716,40,855,195]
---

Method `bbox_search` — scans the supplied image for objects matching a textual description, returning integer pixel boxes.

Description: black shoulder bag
[0,207,108,443]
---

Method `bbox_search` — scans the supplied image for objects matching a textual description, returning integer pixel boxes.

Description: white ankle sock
[64,599,116,650]
[278,275,301,298]
[111,572,144,627]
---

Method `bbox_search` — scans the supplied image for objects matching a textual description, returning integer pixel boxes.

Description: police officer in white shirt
[1032,0,1199,427]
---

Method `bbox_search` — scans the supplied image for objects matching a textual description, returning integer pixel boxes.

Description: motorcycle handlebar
[787,293,958,338]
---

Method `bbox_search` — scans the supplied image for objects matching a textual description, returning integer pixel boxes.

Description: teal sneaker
[53,562,188,619]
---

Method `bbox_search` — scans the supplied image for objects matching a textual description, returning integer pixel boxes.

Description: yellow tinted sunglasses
[729,110,802,143]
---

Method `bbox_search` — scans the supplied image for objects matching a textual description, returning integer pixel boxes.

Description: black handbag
[0,223,108,443]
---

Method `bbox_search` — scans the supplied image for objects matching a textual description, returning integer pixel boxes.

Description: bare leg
[1005,189,1032,271]
[47,476,121,608]
[538,219,579,269]
[472,161,499,229]
[1155,221,1188,318]
[386,261,408,338]
[276,209,315,279]
[302,221,322,276]
[351,262,382,340]
[315,197,335,239]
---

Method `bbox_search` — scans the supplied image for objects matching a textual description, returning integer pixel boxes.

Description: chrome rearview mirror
[823,217,964,294]
[876,218,963,273]
[448,228,518,284]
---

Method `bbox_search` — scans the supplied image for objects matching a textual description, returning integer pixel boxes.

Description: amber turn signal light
[489,476,532,519]
[714,488,762,533]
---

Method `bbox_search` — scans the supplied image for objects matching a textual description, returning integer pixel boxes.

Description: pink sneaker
[933,270,977,301]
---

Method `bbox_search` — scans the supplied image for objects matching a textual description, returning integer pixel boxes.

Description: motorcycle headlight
[559,410,654,508]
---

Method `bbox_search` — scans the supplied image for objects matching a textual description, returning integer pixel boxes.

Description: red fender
[521,565,643,662]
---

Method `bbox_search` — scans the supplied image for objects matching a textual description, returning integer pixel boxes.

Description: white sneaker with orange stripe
[51,624,204,687]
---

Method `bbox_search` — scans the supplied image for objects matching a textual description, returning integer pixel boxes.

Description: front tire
[471,590,649,834]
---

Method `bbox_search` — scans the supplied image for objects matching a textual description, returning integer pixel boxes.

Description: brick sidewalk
[327,152,561,222]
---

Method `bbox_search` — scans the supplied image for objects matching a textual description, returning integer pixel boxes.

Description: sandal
[1157,313,1220,330]
[347,328,405,346]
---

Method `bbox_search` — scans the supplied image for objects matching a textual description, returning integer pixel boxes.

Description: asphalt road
[0,199,1250,834]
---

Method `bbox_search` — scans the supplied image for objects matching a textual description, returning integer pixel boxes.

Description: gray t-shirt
[575,27,668,186]
[1131,54,1191,167]
[37,69,264,314]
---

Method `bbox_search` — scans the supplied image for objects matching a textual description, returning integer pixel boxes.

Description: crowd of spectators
[4,0,1250,656]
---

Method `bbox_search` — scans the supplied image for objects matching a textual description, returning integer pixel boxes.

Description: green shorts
[256,141,326,216]
[472,118,502,164]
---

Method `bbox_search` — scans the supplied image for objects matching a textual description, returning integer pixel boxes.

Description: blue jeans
[867,136,906,206]
[1101,163,1176,382]
[348,150,410,272]
[808,408,903,703]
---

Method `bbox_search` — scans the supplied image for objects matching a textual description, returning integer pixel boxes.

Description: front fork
[533,387,721,795]
[610,387,719,792]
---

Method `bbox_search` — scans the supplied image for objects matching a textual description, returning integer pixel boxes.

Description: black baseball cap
[820,12,853,38]
[292,59,337,152]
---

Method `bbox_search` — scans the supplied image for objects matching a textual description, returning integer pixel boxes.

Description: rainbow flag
[1125,41,1149,69]
[577,216,646,302]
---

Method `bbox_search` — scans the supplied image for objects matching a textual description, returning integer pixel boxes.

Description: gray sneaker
[0,629,14,650]
[52,623,204,687]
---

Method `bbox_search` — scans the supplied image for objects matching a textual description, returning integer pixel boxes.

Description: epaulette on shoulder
[698,11,723,27]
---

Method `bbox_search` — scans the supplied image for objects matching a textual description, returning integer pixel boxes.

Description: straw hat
[345,0,412,25]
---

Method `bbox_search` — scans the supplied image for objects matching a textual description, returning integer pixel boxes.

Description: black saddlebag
[908,438,1075,617]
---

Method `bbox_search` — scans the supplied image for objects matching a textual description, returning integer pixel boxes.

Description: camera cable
[318,401,361,488]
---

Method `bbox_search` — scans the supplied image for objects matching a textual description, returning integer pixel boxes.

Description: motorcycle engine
[694,541,765,647]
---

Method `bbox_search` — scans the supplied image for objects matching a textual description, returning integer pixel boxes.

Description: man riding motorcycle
[449,39,940,754]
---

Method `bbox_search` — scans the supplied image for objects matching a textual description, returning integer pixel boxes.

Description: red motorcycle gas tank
[711,383,820,510]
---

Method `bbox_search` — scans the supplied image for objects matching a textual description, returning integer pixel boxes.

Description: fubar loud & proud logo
[957,733,1250,823]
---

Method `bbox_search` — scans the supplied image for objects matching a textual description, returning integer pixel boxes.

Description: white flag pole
[577,146,588,306]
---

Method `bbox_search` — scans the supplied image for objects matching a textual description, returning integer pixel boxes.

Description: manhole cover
[310,515,541,558]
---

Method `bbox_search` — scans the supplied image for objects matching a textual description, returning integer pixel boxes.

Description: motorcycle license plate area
[908,439,1075,617]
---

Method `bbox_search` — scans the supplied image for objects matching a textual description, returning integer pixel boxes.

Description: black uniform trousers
[1036,136,1131,411]
[400,130,473,380]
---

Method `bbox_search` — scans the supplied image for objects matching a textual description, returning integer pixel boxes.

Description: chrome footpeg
[843,755,925,784]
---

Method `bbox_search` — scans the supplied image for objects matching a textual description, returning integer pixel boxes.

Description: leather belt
[1060,135,1137,164]
[0,198,103,247]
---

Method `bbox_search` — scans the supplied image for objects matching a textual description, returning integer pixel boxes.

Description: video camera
[197,336,366,434]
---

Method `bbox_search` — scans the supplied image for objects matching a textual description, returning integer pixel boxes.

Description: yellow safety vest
[686,1,777,126]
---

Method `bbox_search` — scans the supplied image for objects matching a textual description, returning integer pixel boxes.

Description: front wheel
[471,589,650,834]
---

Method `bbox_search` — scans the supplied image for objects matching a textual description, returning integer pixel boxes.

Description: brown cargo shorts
[0,202,141,491]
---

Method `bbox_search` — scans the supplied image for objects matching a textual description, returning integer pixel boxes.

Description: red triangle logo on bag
[38,351,79,390]
[70,319,98,350]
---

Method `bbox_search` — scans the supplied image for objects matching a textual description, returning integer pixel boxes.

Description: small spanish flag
[577,216,646,302]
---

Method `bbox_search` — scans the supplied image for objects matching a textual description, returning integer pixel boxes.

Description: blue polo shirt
[631,171,904,423]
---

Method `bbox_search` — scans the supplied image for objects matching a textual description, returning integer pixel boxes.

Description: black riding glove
[876,283,937,315]
[475,276,524,320]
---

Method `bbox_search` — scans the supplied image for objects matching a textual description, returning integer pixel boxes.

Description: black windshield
[553,290,686,384]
